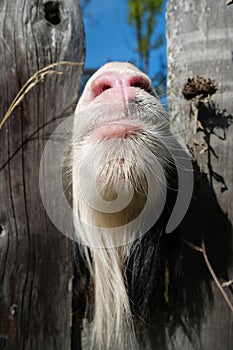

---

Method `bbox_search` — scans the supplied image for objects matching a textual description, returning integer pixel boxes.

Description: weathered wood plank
[167,1,233,349]
[0,1,85,349]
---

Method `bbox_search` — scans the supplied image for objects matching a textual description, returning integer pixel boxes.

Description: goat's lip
[90,119,141,141]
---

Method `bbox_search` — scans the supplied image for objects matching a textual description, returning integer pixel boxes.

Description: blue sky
[82,0,167,86]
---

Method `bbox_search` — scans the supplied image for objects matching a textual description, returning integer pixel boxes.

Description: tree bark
[167,0,233,349]
[0,1,85,349]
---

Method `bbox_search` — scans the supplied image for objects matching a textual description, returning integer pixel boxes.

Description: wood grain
[167,1,233,349]
[0,1,85,349]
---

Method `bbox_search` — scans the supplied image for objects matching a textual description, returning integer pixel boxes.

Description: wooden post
[0,1,85,349]
[167,0,233,349]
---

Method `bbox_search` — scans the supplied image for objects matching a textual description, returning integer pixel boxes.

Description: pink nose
[91,72,151,98]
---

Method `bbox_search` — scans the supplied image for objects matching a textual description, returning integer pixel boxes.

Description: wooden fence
[0,1,84,349]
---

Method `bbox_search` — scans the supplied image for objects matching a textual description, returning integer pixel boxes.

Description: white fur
[72,62,172,349]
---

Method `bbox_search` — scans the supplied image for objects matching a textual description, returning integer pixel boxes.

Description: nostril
[92,79,113,97]
[129,76,151,91]
[99,82,112,93]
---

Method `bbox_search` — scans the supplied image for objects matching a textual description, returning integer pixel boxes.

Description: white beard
[71,92,172,349]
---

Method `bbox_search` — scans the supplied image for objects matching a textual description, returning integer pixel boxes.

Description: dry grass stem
[0,61,83,131]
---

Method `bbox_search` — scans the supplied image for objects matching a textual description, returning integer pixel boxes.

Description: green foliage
[127,0,164,75]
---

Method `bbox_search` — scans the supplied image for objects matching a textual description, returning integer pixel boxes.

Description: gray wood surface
[167,1,233,349]
[0,1,85,349]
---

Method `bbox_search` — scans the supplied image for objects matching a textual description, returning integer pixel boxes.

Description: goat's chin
[72,133,167,249]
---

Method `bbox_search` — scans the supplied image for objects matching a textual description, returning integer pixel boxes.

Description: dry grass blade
[0,61,83,131]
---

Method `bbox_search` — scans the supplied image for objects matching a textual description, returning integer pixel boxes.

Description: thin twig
[183,238,233,313]
[182,239,203,252]
[201,238,233,312]
[0,61,83,131]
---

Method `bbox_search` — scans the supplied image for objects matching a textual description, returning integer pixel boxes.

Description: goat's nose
[91,72,151,98]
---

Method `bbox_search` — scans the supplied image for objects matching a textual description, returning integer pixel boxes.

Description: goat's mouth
[90,119,141,141]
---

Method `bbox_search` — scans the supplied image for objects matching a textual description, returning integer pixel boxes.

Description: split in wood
[9,304,19,319]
